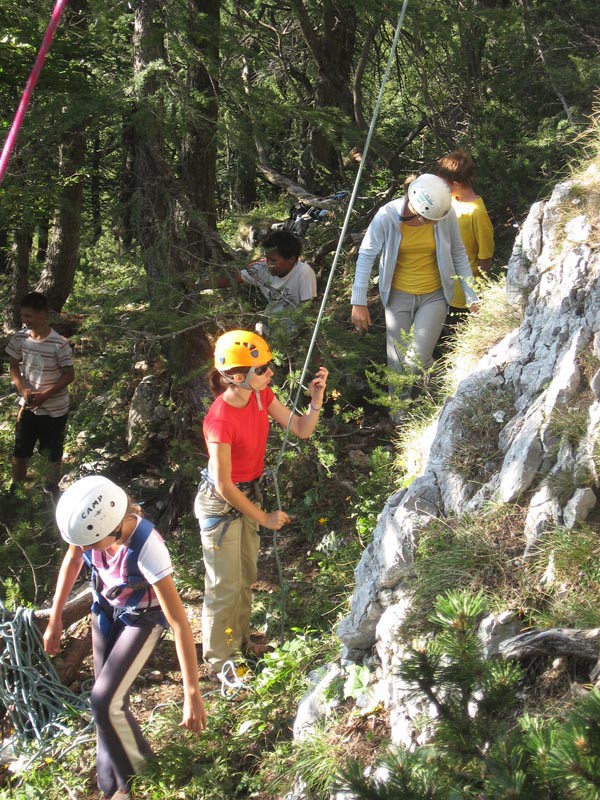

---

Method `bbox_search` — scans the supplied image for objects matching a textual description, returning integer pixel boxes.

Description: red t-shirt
[203,387,275,483]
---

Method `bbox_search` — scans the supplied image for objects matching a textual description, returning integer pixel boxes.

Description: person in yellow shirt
[436,149,494,330]
[351,173,477,419]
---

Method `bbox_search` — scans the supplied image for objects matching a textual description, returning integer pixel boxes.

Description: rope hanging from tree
[268,0,410,642]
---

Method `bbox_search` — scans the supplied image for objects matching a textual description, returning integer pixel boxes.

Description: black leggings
[90,613,163,796]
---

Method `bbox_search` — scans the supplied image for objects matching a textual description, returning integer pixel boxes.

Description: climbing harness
[0,0,69,186]
[267,1,410,643]
[197,468,262,549]
[0,600,93,769]
[82,517,169,651]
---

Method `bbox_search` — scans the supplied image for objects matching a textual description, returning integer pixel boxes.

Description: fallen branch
[500,627,600,662]
[34,588,92,631]
[256,163,343,209]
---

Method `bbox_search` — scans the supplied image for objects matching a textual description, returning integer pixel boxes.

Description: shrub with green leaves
[338,590,600,800]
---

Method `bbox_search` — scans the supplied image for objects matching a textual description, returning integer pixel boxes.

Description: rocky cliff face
[335,169,600,747]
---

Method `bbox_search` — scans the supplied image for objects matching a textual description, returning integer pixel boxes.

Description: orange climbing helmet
[213,329,272,371]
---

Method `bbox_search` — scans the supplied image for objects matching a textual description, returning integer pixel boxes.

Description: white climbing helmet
[408,173,452,221]
[55,475,128,547]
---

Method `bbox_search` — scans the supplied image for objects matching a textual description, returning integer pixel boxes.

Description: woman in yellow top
[436,149,494,319]
[351,173,477,415]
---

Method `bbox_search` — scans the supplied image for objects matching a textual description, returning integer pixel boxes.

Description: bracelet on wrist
[310,402,322,412]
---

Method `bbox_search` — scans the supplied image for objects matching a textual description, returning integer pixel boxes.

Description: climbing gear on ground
[407,174,452,221]
[55,475,127,546]
[0,600,93,767]
[214,329,272,371]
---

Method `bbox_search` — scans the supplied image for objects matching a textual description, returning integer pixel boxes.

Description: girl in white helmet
[350,173,478,418]
[44,475,206,800]
[195,329,328,682]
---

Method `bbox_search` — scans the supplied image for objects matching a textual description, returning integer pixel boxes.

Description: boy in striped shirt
[6,292,74,501]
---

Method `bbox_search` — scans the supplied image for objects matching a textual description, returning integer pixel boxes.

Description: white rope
[266,3,410,641]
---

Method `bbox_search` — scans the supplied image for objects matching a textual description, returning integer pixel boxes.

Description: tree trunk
[90,133,102,243]
[290,0,357,178]
[10,226,32,327]
[0,229,9,275]
[36,220,49,264]
[36,0,89,312]
[36,119,86,312]
[179,0,219,231]
[131,0,223,404]
[118,111,136,249]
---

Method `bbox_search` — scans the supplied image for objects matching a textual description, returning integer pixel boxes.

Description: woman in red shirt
[195,330,327,681]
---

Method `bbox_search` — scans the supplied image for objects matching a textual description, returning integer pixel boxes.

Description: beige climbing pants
[195,479,261,673]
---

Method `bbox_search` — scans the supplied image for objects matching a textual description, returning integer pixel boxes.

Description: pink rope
[0,0,69,187]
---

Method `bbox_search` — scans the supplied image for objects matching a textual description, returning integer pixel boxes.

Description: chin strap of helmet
[218,368,263,410]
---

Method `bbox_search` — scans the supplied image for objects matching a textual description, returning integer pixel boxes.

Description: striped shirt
[6,329,74,417]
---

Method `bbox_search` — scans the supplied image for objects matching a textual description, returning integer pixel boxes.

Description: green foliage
[529,525,600,629]
[546,405,590,451]
[338,590,600,800]
[350,446,396,542]
[344,664,371,701]
[443,277,523,397]
[446,381,516,483]
[131,630,333,800]
[410,506,527,629]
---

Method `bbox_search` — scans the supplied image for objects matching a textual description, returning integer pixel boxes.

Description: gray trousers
[384,287,447,374]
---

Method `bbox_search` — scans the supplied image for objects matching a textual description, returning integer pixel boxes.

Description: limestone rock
[563,487,597,528]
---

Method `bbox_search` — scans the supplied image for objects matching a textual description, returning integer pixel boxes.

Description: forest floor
[0,407,396,799]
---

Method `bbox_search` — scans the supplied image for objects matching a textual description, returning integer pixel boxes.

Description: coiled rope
[0,601,93,769]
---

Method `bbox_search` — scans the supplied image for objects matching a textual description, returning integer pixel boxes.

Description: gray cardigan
[351,197,478,308]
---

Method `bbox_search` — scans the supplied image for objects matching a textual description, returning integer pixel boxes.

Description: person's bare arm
[43,546,85,656]
[207,441,290,530]
[153,575,206,735]
[267,367,328,439]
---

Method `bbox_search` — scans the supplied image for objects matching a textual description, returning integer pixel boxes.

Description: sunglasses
[254,361,272,376]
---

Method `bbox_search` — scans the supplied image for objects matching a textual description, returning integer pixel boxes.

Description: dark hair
[436,149,476,186]
[261,230,302,261]
[207,365,250,397]
[20,291,48,312]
